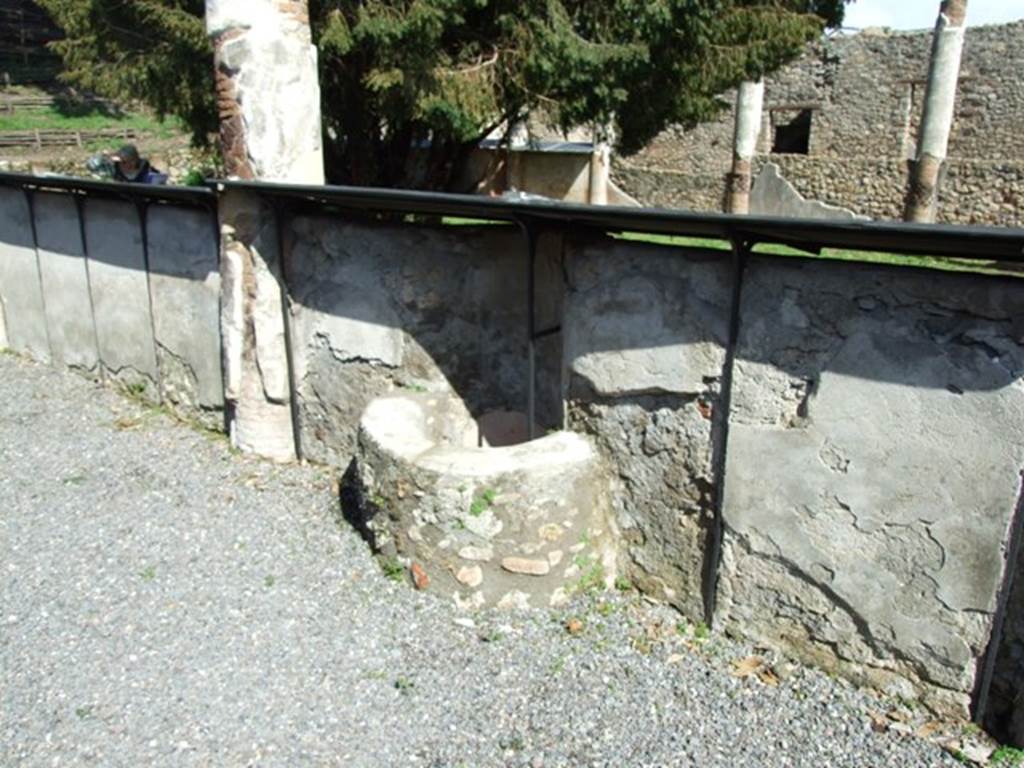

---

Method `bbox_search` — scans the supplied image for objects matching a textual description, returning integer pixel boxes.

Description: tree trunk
[727,80,764,214]
[904,0,967,223]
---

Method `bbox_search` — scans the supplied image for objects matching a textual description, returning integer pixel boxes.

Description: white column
[588,125,611,206]
[206,0,324,183]
[905,0,968,223]
[206,0,323,460]
[727,80,765,214]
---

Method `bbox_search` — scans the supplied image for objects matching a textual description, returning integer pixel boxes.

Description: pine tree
[35,0,216,145]
[36,0,845,188]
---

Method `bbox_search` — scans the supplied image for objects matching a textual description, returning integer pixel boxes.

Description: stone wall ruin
[0,176,1022,737]
[616,22,1024,227]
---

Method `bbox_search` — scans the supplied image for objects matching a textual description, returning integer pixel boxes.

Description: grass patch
[441,216,504,227]
[0,103,180,139]
[380,557,405,582]
[993,747,1024,766]
[614,231,1018,277]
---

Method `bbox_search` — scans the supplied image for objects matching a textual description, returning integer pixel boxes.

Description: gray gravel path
[0,355,964,767]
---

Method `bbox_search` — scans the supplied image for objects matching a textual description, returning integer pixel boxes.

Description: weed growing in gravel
[614,576,632,592]
[571,553,605,595]
[139,566,156,581]
[393,675,414,693]
[61,473,87,486]
[992,747,1024,766]
[380,557,405,582]
[75,706,93,719]
[264,575,275,588]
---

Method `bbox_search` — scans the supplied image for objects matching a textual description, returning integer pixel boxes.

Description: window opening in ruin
[772,109,813,155]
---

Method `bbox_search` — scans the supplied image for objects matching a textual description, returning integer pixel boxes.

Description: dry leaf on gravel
[731,656,764,678]
[915,721,944,739]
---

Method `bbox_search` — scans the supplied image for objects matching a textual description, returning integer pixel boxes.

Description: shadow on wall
[2,178,1024,734]
[278,211,567,467]
[0,185,223,427]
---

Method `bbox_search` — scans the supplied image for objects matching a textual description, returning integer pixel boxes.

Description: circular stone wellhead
[346,392,618,610]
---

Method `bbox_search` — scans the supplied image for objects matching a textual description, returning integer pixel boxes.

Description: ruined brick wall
[616,21,1024,226]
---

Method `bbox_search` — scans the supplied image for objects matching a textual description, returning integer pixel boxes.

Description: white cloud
[842,0,1024,30]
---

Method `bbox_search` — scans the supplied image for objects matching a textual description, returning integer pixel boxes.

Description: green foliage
[380,557,405,581]
[992,747,1024,766]
[468,487,496,517]
[36,0,217,145]
[38,0,846,187]
[571,552,605,594]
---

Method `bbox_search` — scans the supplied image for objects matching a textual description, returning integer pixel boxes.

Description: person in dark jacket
[86,144,168,184]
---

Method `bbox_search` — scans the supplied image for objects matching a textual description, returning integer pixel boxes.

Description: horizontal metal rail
[0,171,216,207]
[1,172,1022,263]
[213,178,1024,264]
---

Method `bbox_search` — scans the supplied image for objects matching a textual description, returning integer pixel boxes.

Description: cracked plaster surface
[717,256,1024,715]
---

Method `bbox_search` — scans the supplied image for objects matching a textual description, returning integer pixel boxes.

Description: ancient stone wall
[617,22,1024,226]
[283,216,564,466]
[1,177,1023,730]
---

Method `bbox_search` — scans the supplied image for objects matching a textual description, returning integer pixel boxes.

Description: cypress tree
[37,0,845,188]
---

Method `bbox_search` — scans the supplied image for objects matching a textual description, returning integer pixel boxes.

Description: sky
[842,0,1024,30]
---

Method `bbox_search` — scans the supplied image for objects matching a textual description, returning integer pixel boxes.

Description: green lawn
[440,218,1017,277]
[0,104,180,140]
[614,231,1018,278]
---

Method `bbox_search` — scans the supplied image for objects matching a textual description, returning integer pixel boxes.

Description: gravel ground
[0,355,966,767]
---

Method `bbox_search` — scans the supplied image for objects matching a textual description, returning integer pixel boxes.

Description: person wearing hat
[86,144,168,184]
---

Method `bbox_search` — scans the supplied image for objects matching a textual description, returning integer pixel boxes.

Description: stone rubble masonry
[562,236,733,622]
[716,255,1024,717]
[350,391,618,610]
[617,21,1024,226]
[206,0,324,183]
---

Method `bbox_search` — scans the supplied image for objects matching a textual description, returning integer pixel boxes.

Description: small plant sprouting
[381,557,405,582]
[614,576,632,592]
[264,574,275,588]
[370,493,387,509]
[570,552,605,595]
[468,487,497,517]
[139,566,156,582]
[75,706,93,719]
[693,622,710,641]
[393,675,414,693]
[125,380,147,397]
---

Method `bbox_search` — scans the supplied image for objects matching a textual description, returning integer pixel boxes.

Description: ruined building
[615,21,1024,227]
